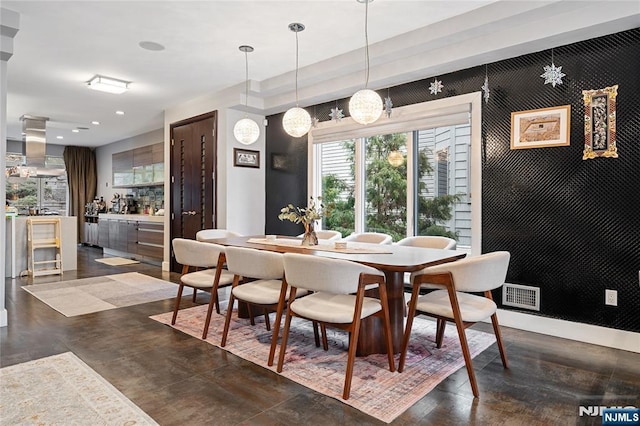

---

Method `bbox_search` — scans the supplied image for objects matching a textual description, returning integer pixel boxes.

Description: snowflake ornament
[384,96,393,118]
[481,75,490,104]
[329,106,344,122]
[429,78,443,95]
[311,116,319,128]
[540,62,566,87]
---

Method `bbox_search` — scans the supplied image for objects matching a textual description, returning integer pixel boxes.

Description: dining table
[204,235,467,356]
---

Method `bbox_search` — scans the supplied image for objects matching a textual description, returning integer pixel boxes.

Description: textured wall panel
[266,29,640,332]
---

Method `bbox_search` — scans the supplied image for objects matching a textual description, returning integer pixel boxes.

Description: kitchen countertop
[98,213,164,223]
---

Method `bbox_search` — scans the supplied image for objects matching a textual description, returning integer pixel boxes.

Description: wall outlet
[605,289,618,306]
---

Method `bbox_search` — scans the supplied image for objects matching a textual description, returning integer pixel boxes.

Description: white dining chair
[221,246,310,365]
[171,238,235,337]
[399,251,511,398]
[277,252,395,400]
[196,229,242,242]
[342,232,393,245]
[396,235,457,250]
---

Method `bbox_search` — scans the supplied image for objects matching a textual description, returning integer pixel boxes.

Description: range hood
[8,115,66,177]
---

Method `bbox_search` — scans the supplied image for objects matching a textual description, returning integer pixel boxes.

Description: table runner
[247,237,393,254]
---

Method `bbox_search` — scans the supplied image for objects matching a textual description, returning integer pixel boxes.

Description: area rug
[150,304,496,423]
[95,257,140,266]
[0,352,157,425]
[23,272,190,317]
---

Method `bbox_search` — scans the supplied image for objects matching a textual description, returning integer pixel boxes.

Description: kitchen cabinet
[97,214,164,265]
[112,142,164,188]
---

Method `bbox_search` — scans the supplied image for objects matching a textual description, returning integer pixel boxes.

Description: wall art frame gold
[510,105,571,149]
[582,84,618,160]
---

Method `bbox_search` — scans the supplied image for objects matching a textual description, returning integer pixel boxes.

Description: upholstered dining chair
[297,229,342,241]
[396,235,457,250]
[196,229,242,242]
[221,246,310,365]
[277,253,395,400]
[171,238,235,337]
[399,251,511,398]
[342,232,393,245]
[396,236,458,293]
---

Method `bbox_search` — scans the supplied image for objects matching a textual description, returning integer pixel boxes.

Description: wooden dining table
[205,235,466,356]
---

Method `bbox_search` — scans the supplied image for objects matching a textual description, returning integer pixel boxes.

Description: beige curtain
[63,146,97,243]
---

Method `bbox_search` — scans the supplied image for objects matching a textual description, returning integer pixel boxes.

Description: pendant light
[233,45,260,145]
[349,0,383,125]
[282,23,312,138]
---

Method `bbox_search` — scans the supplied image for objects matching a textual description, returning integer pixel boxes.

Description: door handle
[182,211,197,215]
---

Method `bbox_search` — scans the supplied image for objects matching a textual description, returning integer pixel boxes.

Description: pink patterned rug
[150,304,496,423]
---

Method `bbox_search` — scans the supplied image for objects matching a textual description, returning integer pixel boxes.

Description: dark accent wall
[265,28,640,332]
[264,114,309,237]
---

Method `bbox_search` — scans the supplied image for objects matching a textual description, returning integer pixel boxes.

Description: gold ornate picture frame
[510,105,571,149]
[582,84,618,160]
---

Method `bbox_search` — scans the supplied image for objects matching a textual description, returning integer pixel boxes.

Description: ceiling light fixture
[233,45,260,145]
[87,75,129,94]
[91,121,100,125]
[349,0,382,125]
[115,110,125,115]
[282,23,312,138]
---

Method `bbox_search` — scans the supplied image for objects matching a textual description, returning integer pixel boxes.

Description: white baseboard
[0,308,7,327]
[162,261,169,272]
[495,309,640,354]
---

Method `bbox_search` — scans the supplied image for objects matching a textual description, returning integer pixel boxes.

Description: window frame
[308,92,482,255]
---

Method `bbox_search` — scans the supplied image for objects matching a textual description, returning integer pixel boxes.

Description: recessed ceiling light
[72,129,80,133]
[139,41,165,51]
[56,136,63,139]
[87,75,130,94]
[115,110,125,115]
[92,121,100,125]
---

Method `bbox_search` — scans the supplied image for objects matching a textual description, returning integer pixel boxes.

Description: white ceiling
[3,1,639,148]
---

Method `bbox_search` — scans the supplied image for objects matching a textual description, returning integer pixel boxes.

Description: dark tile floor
[2,245,638,425]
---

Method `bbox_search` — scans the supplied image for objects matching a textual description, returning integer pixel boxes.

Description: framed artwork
[233,148,260,168]
[582,85,618,160]
[271,153,290,171]
[510,105,571,149]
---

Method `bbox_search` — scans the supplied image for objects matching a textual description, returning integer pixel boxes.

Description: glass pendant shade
[387,150,404,167]
[349,89,383,125]
[233,117,260,145]
[282,107,312,138]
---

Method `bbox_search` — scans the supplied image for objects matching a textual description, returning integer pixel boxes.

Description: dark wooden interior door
[169,111,217,271]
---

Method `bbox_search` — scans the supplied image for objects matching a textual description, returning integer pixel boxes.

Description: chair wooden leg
[490,312,509,369]
[276,309,294,373]
[313,321,320,347]
[435,318,446,348]
[447,288,479,398]
[321,324,328,351]
[268,283,290,367]
[220,293,236,347]
[264,309,271,331]
[343,320,360,400]
[201,291,217,339]
[247,304,255,326]
[377,277,395,372]
[399,283,422,372]
[171,284,184,325]
[192,289,197,302]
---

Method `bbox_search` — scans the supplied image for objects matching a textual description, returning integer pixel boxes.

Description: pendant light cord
[364,0,370,88]
[295,30,300,106]
[244,50,250,109]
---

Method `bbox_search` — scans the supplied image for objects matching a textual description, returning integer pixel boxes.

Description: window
[309,93,481,253]
[5,153,68,215]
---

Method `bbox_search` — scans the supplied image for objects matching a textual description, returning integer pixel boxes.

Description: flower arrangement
[278,197,325,245]
[278,196,324,225]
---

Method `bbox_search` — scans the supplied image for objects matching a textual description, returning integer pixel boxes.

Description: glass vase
[301,222,318,246]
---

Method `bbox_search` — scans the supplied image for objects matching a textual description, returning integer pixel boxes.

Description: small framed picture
[510,105,571,149]
[233,148,260,168]
[582,85,618,160]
